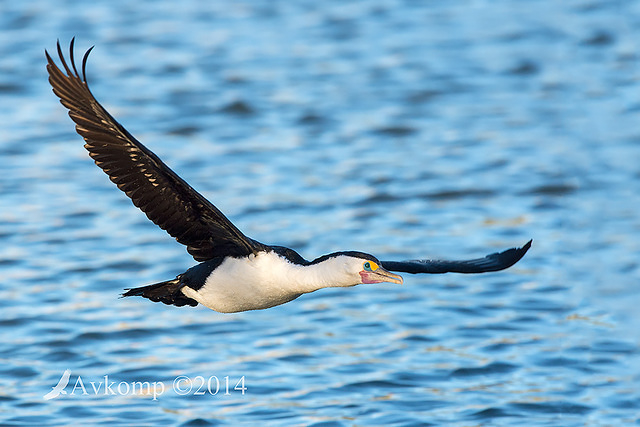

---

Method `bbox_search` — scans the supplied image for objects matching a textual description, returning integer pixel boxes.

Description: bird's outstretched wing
[46,39,264,261]
[381,240,532,274]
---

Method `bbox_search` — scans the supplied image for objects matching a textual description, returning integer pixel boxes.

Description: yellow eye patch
[363,261,378,272]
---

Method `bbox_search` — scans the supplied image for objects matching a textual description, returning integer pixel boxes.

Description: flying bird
[46,39,531,313]
[43,369,71,400]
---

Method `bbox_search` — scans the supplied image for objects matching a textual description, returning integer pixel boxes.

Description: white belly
[180,252,305,313]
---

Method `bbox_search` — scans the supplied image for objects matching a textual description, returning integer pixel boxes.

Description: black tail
[122,279,198,307]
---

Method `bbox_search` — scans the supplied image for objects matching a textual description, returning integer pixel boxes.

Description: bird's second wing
[46,39,264,261]
[381,240,532,274]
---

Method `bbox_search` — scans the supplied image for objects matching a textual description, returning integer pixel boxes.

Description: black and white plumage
[46,40,531,313]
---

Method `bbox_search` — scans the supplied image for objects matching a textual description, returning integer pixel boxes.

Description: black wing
[381,240,532,274]
[46,39,265,261]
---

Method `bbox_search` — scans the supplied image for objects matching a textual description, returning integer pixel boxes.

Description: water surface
[1,0,640,425]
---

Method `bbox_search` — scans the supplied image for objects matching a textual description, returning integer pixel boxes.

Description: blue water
[2,0,640,425]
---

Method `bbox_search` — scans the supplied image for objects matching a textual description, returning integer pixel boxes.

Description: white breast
[180,252,302,313]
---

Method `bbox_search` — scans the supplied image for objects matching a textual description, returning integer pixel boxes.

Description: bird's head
[312,251,404,286]
[357,257,404,285]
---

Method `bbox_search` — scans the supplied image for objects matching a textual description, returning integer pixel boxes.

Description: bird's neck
[262,252,358,294]
[296,260,358,294]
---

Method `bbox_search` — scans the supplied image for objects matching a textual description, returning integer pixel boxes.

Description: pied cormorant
[46,40,531,313]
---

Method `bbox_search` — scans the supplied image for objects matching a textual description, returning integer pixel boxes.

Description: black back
[178,258,227,291]
[309,250,380,265]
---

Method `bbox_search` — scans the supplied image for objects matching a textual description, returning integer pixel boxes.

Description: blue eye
[364,262,371,271]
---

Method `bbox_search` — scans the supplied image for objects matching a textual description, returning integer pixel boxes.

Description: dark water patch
[363,412,436,426]
[0,366,38,378]
[347,321,389,332]
[0,230,14,240]
[437,305,486,317]
[241,407,297,420]
[340,379,410,391]
[66,265,100,274]
[406,89,443,104]
[467,406,518,420]
[509,400,593,415]
[481,341,515,353]
[566,344,590,354]
[589,357,616,366]
[533,356,597,373]
[168,125,202,136]
[241,202,315,215]
[218,100,255,115]
[512,315,544,324]
[379,347,412,359]
[591,340,637,355]
[0,142,34,156]
[440,329,493,344]
[607,396,640,410]
[451,361,518,377]
[112,410,161,422]
[401,333,436,343]
[0,83,26,94]
[423,188,495,201]
[57,405,100,418]
[298,112,327,125]
[74,327,162,343]
[0,393,17,403]
[512,298,572,313]
[573,1,616,13]
[354,192,402,206]
[525,183,578,196]
[307,421,346,427]
[104,260,150,272]
[323,15,360,41]
[180,418,224,427]
[46,350,84,362]
[373,125,417,137]
[277,352,316,363]
[582,30,615,46]
[64,210,98,220]
[14,400,46,410]
[109,346,147,356]
[4,415,55,426]
[333,362,387,376]
[4,9,36,29]
[395,371,449,384]
[533,284,568,294]
[507,59,540,76]
[162,63,187,75]
[0,316,41,327]
[0,257,20,267]
[379,397,450,411]
[470,158,509,173]
[480,322,523,332]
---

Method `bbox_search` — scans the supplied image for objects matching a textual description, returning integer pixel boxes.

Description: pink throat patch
[359,271,381,284]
